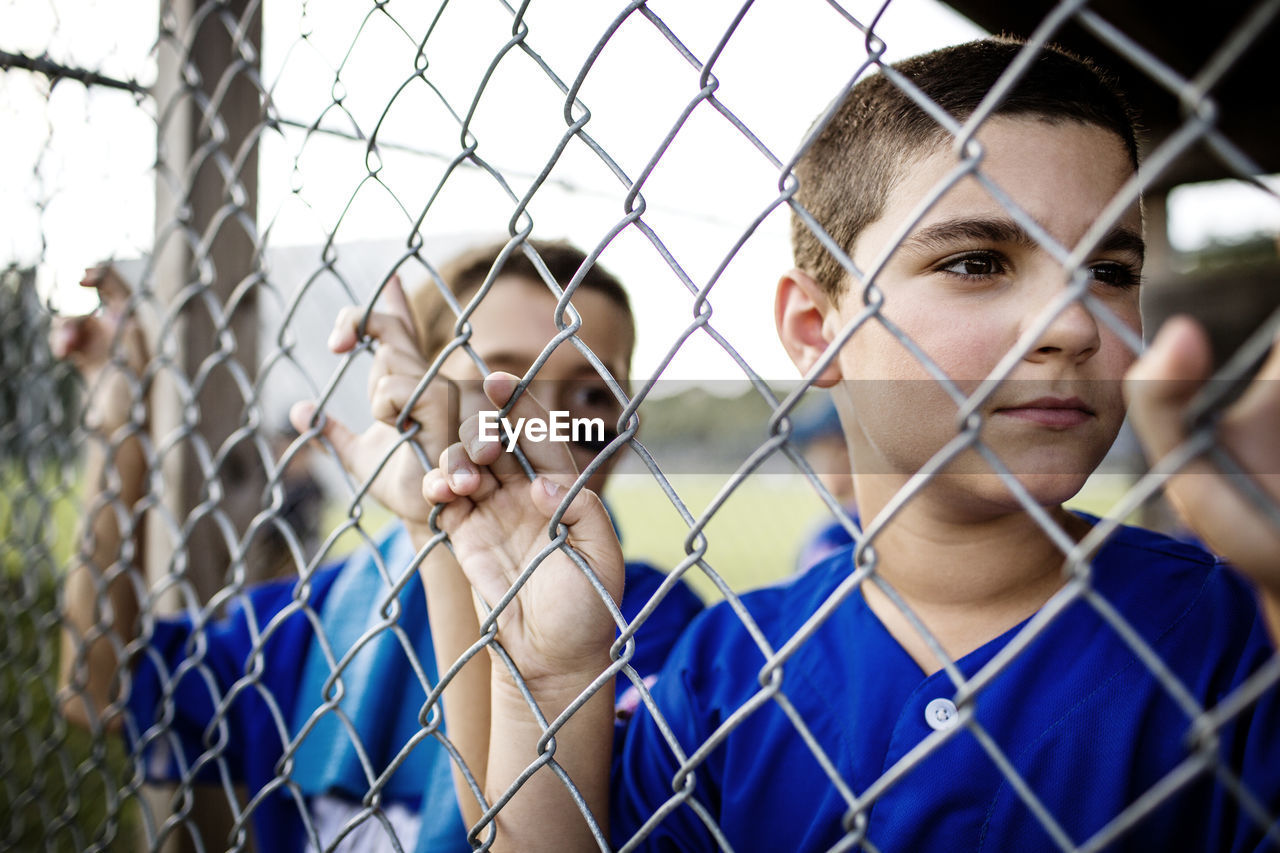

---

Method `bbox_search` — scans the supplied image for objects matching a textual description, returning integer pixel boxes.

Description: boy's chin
[854,468,1090,525]
[851,444,1106,519]
[925,468,1093,521]
[1006,471,1092,509]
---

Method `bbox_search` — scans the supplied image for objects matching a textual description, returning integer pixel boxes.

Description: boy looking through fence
[301,239,705,845]
[55,242,702,852]
[412,39,1280,851]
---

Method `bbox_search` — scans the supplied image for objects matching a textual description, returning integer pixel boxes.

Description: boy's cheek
[839,379,963,469]
[834,321,940,383]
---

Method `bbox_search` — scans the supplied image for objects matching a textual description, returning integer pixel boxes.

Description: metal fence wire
[3,0,1280,850]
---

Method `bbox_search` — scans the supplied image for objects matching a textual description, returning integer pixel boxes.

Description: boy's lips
[992,396,1096,428]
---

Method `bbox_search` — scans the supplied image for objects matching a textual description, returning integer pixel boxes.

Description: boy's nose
[1024,298,1101,365]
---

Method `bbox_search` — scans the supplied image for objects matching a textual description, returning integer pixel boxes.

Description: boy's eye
[567,383,619,415]
[1087,262,1140,289]
[936,252,1006,279]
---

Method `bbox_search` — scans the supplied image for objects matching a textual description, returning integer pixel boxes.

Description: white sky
[1166,175,1280,252]
[249,0,990,383]
[3,0,1276,386]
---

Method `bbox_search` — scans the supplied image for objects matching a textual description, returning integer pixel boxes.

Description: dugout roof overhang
[941,0,1278,191]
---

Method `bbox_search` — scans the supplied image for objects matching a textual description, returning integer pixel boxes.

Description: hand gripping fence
[3,0,1279,851]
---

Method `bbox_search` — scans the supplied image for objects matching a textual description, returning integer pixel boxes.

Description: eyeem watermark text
[478,411,605,445]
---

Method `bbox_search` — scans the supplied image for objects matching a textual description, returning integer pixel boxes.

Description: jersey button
[924,697,959,731]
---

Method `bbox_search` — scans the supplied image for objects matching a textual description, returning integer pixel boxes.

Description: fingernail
[291,401,316,427]
[539,477,564,498]
[448,458,476,489]
[483,372,516,403]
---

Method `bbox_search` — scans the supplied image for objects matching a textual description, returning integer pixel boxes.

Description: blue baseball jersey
[126,522,704,853]
[612,518,1279,851]
[795,512,857,574]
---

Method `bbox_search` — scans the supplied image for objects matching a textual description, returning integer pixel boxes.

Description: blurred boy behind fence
[56,242,703,852]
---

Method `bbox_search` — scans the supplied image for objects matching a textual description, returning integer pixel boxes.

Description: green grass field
[604,473,830,600]
[606,470,1143,603]
[319,469,1147,605]
[1,468,145,852]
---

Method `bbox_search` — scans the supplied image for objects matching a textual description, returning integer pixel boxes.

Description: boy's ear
[776,269,842,388]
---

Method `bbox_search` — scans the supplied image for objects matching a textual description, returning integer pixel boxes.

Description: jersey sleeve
[1097,551,1280,853]
[618,561,704,681]
[1199,568,1280,853]
[611,597,761,852]
[611,635,716,850]
[124,569,338,785]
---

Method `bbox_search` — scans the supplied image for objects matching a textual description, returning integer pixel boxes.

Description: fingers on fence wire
[1126,315,1280,588]
[427,371,581,502]
[476,371,581,484]
[369,373,454,431]
[288,400,356,458]
[325,276,464,458]
[424,441,499,506]
[80,264,130,305]
[50,265,146,373]
[327,275,418,357]
[425,371,623,609]
[292,275,474,523]
[49,268,149,439]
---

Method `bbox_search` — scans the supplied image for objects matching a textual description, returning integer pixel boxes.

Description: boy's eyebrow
[475,351,533,374]
[1094,226,1146,263]
[901,217,1037,255]
[899,217,1145,263]
[476,352,613,379]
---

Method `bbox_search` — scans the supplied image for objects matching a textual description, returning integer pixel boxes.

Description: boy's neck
[853,476,1090,675]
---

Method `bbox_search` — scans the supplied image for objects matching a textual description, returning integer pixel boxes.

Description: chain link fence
[3,0,1279,850]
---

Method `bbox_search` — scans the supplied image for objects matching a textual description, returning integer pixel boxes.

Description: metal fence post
[148,0,265,849]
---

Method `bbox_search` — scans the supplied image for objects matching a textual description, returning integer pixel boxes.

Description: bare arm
[59,425,146,731]
[414,497,615,852]
[408,522,494,833]
[54,267,149,731]
[482,655,617,853]
[424,373,622,852]
[297,277,502,833]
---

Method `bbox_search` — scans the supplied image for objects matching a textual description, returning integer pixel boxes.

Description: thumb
[529,476,623,601]
[380,274,414,328]
[1125,315,1212,459]
[95,268,130,311]
[290,400,360,472]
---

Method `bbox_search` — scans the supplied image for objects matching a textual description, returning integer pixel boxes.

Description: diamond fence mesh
[3,0,1280,851]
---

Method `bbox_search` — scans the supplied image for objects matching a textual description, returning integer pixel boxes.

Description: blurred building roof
[942,0,1278,190]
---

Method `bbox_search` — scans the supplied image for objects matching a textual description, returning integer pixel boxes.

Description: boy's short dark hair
[791,37,1141,297]
[410,239,634,361]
